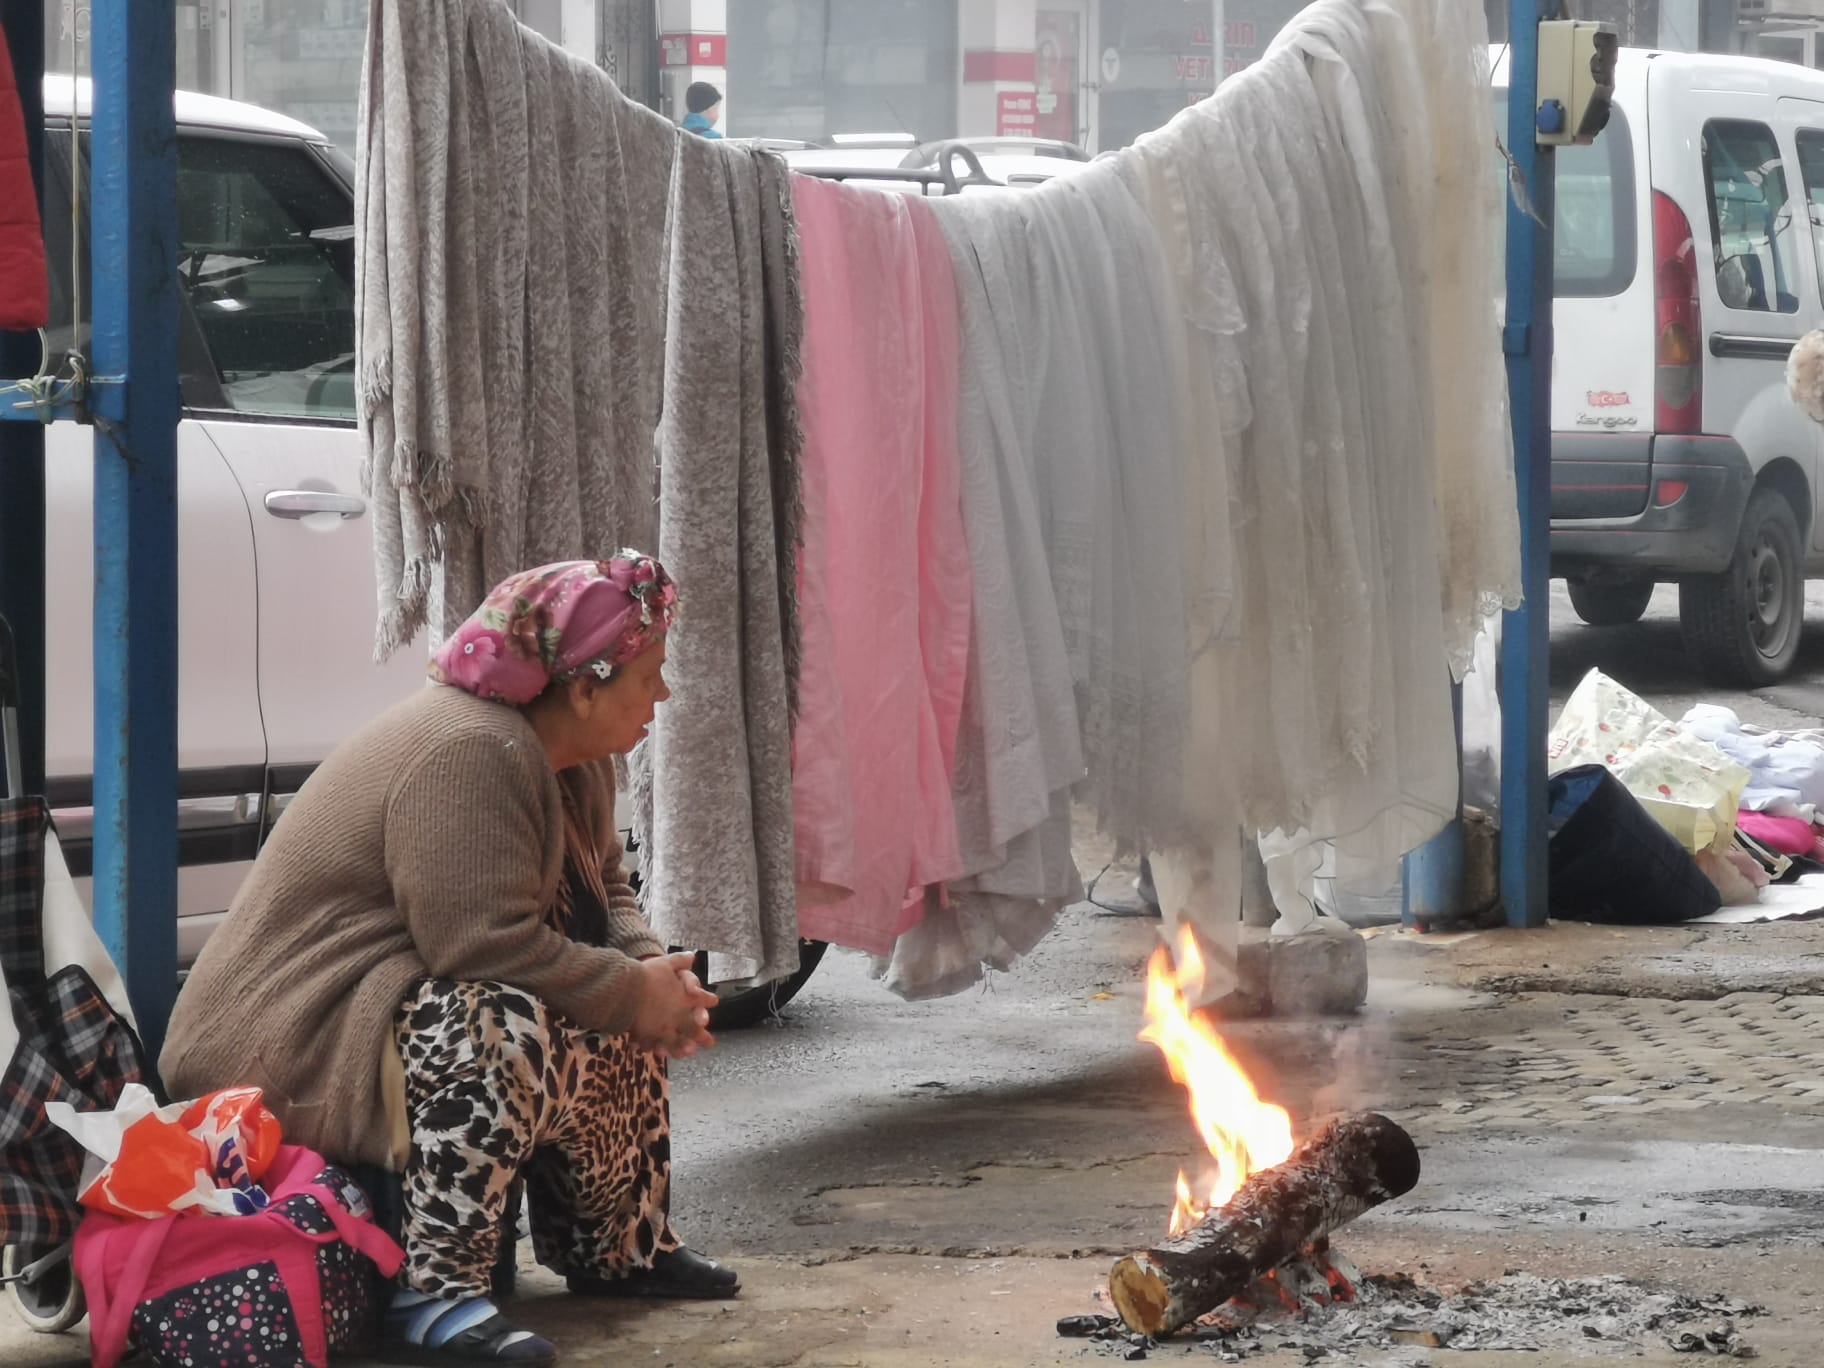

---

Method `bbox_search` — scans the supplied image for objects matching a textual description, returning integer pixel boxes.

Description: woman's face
[575,641,672,759]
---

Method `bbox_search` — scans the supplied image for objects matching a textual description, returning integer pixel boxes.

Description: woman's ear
[565,675,598,718]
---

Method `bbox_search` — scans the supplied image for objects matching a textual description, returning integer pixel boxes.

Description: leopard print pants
[394,980,680,1298]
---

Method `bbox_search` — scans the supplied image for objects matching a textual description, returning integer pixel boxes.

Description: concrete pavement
[16,896,1824,1366]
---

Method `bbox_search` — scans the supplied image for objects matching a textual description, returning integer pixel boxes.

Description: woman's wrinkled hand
[632,952,718,1059]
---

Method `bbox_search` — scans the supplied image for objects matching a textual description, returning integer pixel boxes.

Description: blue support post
[89,0,180,1058]
[1403,684,1465,927]
[1499,3,1558,930]
[0,3,48,797]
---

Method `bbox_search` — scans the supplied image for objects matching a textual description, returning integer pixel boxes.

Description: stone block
[1216,922,1369,1019]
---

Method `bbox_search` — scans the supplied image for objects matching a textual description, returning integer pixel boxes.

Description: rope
[4,345,87,420]
[68,38,81,361]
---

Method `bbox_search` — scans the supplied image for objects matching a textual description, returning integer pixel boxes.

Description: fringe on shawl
[758,153,808,724]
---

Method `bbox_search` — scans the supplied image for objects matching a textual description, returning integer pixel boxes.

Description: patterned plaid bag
[0,797,147,1258]
[75,1145,405,1368]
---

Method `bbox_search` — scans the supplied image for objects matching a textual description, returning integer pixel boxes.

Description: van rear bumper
[1549,433,1752,576]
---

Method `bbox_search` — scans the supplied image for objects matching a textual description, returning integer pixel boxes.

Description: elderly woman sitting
[160,555,733,1367]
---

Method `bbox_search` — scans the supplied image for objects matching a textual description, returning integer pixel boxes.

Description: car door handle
[264,490,366,520]
[1708,332,1796,362]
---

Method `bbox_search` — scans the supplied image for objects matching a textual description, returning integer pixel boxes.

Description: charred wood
[1109,1112,1420,1336]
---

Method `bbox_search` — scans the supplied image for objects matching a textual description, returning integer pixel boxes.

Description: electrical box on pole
[1534,19,1618,145]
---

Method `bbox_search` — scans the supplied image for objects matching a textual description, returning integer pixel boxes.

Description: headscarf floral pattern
[429,554,680,705]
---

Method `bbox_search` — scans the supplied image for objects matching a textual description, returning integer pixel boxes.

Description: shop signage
[997,91,1038,137]
[660,32,727,68]
[1188,21,1258,49]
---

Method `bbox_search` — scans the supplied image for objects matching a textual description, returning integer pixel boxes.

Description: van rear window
[1493,96,1637,297]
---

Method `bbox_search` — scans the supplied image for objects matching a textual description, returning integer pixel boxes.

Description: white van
[1498,48,1824,685]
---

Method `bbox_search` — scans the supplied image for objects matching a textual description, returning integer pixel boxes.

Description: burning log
[1108,1111,1420,1337]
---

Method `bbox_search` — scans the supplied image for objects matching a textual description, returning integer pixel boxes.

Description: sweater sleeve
[603,835,666,960]
[384,733,648,1034]
[563,761,666,960]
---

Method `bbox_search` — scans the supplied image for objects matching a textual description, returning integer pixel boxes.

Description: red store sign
[660,32,727,67]
[997,91,1038,137]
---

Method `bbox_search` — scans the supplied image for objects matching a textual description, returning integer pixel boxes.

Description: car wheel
[695,940,830,1032]
[3,1245,85,1335]
[1680,487,1805,687]
[1566,577,1655,627]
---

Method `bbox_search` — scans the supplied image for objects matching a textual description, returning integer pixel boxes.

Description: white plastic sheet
[1,828,137,1077]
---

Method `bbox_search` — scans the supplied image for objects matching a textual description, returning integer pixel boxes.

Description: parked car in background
[910,135,1090,163]
[39,78,422,961]
[901,134,1092,188]
[781,131,924,177]
[1496,48,1824,685]
[782,132,1085,195]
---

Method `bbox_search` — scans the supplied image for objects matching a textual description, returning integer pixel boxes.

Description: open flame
[1141,928,1294,1236]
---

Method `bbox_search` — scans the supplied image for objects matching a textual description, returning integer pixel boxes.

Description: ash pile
[1063,1272,1763,1361]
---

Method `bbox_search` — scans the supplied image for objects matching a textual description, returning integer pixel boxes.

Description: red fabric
[73,1145,404,1368]
[0,27,50,333]
[1736,811,1818,859]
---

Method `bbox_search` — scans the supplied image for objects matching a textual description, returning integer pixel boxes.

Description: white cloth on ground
[1682,705,1824,815]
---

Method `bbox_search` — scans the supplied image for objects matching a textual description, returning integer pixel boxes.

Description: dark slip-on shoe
[566,1247,740,1301]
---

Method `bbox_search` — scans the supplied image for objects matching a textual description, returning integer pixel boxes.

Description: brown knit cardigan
[160,685,664,1168]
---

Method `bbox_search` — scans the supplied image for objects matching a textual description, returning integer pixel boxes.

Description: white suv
[39,81,422,959]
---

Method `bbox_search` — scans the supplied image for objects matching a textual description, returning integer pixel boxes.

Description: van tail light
[1654,191,1702,434]
[1654,479,1689,508]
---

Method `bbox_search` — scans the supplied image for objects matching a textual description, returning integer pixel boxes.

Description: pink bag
[74,1145,404,1368]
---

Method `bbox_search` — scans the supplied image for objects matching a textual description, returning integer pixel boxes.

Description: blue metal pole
[0,3,48,798]
[1403,684,1465,928]
[89,0,180,1059]
[1499,1,1558,930]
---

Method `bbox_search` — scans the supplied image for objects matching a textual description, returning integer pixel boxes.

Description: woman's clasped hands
[632,951,719,1059]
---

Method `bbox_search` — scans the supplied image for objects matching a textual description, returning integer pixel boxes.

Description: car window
[176,135,357,422]
[39,128,228,412]
[1492,95,1636,297]
[1702,120,1802,314]
[1793,128,1824,305]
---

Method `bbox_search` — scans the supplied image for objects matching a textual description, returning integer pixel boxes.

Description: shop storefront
[1093,1,1303,152]
[725,0,959,142]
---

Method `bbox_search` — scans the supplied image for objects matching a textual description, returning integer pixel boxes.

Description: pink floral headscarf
[429,554,680,705]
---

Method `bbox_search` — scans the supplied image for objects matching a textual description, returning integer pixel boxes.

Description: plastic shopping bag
[1548,669,1751,855]
[46,1083,283,1219]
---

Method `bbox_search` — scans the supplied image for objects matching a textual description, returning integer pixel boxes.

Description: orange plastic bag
[46,1083,283,1219]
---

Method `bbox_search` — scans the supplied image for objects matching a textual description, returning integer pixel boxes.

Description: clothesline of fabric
[356,0,1518,1000]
